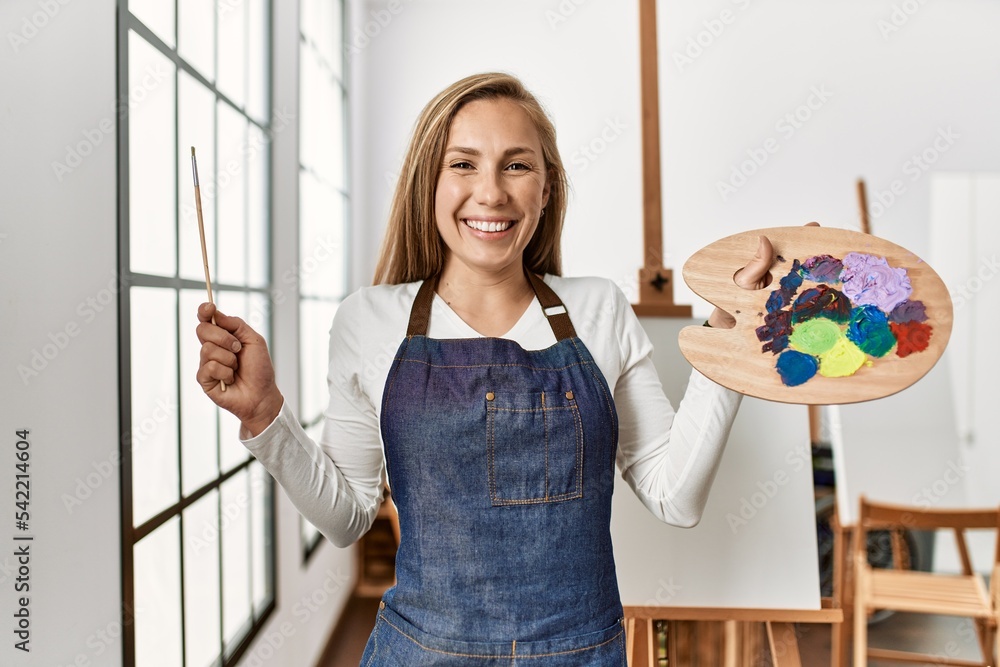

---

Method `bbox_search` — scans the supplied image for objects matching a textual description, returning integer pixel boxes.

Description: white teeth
[464,219,513,232]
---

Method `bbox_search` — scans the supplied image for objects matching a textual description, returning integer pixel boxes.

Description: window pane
[217,0,247,109]
[129,32,177,277]
[178,72,217,283]
[130,0,175,48]
[300,299,338,424]
[247,0,270,123]
[131,287,179,526]
[217,102,248,287]
[180,290,220,496]
[222,469,252,651]
[300,173,345,298]
[298,40,321,176]
[135,517,182,667]
[247,125,269,288]
[178,0,215,80]
[301,0,343,81]
[250,462,273,612]
[216,291,250,472]
[183,490,222,667]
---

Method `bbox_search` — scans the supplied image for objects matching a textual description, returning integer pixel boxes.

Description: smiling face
[434,97,551,280]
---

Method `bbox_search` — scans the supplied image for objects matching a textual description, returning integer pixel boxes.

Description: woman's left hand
[707,222,820,328]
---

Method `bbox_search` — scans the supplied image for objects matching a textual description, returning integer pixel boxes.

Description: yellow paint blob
[789,318,843,355]
[818,337,867,378]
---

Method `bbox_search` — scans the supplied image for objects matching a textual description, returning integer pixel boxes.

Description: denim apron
[360,270,625,666]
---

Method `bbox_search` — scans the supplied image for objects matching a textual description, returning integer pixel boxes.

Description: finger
[200,341,238,371]
[197,359,237,389]
[196,320,243,353]
[734,235,775,289]
[805,221,821,227]
[210,309,265,348]
[197,302,217,323]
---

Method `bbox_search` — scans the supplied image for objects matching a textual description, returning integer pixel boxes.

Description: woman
[197,73,774,665]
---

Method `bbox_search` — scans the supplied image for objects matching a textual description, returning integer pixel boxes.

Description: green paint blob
[818,338,868,378]
[789,318,843,355]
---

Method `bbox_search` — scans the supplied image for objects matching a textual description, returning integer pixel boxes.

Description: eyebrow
[444,146,537,158]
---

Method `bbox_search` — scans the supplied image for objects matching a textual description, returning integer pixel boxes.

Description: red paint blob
[890,321,933,358]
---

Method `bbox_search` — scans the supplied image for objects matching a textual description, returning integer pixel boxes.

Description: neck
[436,258,536,320]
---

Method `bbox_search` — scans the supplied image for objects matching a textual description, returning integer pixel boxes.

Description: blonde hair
[372,72,568,285]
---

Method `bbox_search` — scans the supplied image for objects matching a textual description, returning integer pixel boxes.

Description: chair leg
[853,582,867,667]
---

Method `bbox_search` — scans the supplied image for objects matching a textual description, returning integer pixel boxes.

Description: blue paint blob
[846,305,896,357]
[776,350,819,387]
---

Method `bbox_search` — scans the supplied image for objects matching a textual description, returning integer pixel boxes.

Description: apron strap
[406,267,578,341]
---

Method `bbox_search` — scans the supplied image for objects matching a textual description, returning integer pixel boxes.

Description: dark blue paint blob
[756,310,793,355]
[801,254,844,283]
[765,260,804,313]
[776,350,819,387]
[846,305,896,357]
[791,285,852,324]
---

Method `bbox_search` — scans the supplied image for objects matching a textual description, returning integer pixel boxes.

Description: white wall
[350,0,1000,298]
[0,1,122,663]
[0,1,358,665]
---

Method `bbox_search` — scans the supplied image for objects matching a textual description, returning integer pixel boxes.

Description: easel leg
[627,617,654,667]
[831,512,853,667]
[767,621,803,667]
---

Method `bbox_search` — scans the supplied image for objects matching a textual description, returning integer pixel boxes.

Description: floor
[320,604,990,667]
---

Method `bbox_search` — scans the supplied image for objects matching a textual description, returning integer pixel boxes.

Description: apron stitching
[382,615,624,659]
[541,392,550,497]
[382,337,411,410]
[393,358,589,372]
[363,612,383,667]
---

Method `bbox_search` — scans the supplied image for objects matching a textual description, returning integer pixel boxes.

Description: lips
[462,218,516,233]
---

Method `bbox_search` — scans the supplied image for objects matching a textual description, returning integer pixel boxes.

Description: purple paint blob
[801,254,844,283]
[889,299,928,323]
[841,252,912,312]
[776,350,819,387]
[791,285,852,324]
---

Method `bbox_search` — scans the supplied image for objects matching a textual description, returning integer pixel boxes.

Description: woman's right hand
[196,303,284,438]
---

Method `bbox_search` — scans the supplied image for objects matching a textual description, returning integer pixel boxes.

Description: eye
[506,162,532,171]
[449,160,474,170]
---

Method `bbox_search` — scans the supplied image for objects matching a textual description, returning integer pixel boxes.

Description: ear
[542,169,553,209]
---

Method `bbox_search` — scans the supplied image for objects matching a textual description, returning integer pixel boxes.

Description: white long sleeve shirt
[241,275,742,547]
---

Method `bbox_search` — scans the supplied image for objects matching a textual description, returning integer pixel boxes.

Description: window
[118,1,275,664]
[297,0,350,562]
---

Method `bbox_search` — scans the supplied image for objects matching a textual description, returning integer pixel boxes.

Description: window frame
[116,1,277,664]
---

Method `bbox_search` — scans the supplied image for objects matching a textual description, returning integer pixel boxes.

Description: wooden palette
[677,226,953,405]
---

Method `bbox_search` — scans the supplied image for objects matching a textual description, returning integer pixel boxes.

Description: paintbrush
[191,146,226,391]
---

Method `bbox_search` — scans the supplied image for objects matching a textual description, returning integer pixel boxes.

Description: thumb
[210,308,260,345]
[735,235,774,290]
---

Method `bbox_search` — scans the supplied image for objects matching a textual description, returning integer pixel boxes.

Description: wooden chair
[853,495,1000,666]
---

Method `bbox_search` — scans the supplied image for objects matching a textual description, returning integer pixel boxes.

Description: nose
[474,169,508,208]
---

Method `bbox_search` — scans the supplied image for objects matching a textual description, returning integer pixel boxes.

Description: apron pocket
[487,389,583,505]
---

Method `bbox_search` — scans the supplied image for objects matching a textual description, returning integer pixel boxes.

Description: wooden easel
[625,4,846,662]
[826,179,873,667]
[624,607,843,667]
[633,0,691,318]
